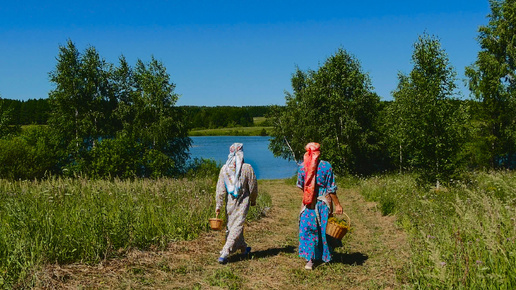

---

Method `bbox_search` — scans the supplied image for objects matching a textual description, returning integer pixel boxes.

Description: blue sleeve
[326,163,337,194]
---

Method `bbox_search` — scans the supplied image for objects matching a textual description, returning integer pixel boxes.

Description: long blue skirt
[298,202,332,262]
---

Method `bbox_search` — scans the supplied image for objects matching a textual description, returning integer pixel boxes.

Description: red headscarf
[303,142,320,205]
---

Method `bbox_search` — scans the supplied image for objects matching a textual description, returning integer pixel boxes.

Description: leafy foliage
[0,97,19,138]
[45,40,191,179]
[0,126,62,179]
[384,33,469,186]
[268,48,383,175]
[465,0,516,169]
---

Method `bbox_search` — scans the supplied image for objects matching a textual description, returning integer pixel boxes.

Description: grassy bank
[0,177,271,288]
[189,116,272,136]
[189,126,272,136]
[349,171,516,288]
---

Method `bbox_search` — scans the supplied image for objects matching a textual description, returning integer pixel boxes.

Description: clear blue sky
[0,1,491,106]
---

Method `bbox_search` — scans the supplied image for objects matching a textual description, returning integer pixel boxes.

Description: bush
[0,126,61,179]
[185,158,221,180]
[88,136,144,179]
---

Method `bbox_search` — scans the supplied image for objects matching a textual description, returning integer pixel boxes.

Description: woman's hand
[329,193,343,215]
[334,204,343,215]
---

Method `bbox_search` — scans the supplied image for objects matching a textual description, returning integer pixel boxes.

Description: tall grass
[0,177,271,288]
[351,171,516,288]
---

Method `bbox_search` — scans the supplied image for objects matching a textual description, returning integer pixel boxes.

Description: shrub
[0,126,61,179]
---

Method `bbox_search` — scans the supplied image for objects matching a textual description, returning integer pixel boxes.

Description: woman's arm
[248,165,258,206]
[215,167,226,214]
[329,193,343,215]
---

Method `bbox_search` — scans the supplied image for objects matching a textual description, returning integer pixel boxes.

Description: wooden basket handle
[343,212,351,228]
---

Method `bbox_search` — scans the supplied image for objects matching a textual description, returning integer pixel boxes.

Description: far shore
[188,126,272,137]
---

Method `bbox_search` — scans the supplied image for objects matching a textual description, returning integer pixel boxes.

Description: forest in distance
[0,98,271,130]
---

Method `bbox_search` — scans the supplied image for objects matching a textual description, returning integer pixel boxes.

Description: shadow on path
[227,245,296,263]
[330,252,369,266]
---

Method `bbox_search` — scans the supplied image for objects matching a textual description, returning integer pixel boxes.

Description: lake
[189,136,299,180]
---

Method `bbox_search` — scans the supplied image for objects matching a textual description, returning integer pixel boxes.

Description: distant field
[189,117,271,136]
[189,126,272,136]
[253,116,267,125]
[19,120,273,137]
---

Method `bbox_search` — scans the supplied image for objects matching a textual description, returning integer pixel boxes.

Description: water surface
[189,136,299,180]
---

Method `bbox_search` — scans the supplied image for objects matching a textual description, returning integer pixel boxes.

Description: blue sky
[1,1,491,106]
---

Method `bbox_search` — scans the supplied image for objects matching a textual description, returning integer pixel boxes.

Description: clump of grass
[206,267,243,289]
[247,187,272,221]
[0,176,271,288]
[354,173,418,216]
[350,171,516,288]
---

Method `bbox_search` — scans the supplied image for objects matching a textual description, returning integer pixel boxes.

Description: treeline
[1,98,50,125]
[183,106,271,129]
[0,98,272,129]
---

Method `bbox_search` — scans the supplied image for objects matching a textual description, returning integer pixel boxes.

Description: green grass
[347,171,516,288]
[189,126,272,136]
[253,117,267,126]
[189,116,271,136]
[207,267,243,289]
[0,176,271,288]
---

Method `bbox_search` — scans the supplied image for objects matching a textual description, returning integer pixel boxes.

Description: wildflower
[476,260,482,265]
[440,262,446,267]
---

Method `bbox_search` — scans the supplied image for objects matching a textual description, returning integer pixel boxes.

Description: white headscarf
[223,143,244,198]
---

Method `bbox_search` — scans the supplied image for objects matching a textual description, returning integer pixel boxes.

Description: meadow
[352,171,516,288]
[188,117,272,136]
[1,170,515,288]
[188,126,271,136]
[0,176,271,288]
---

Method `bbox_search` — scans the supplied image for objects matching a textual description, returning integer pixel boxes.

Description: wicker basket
[209,217,223,231]
[326,212,351,240]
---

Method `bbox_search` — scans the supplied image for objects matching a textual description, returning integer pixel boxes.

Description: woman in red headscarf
[296,142,343,270]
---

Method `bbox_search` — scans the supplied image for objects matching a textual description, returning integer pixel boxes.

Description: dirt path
[37,180,410,289]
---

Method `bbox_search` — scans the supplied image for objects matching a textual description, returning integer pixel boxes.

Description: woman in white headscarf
[215,143,258,264]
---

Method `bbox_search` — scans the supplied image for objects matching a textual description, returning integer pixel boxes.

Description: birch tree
[388,33,468,187]
[269,48,382,175]
[465,0,516,169]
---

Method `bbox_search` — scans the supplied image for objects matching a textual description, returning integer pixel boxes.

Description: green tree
[0,97,12,138]
[386,33,469,186]
[0,97,20,138]
[268,48,382,175]
[48,40,114,157]
[130,57,191,176]
[48,40,190,178]
[112,55,135,134]
[465,0,516,169]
